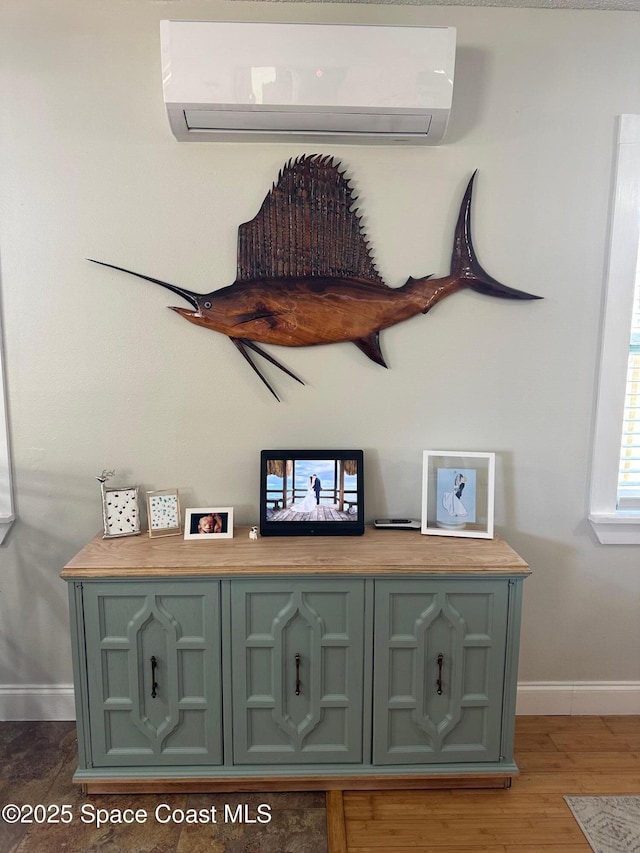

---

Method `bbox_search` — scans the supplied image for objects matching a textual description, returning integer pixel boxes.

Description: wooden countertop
[61,526,530,579]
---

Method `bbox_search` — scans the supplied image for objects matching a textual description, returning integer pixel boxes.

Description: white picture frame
[184,507,234,540]
[421,451,495,539]
[146,489,182,538]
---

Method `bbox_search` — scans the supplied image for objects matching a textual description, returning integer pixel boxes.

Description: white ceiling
[245,0,640,10]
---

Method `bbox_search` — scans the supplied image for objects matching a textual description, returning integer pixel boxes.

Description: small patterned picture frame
[101,485,141,539]
[146,489,182,538]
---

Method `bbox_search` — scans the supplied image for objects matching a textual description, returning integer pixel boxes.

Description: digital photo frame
[260,450,364,536]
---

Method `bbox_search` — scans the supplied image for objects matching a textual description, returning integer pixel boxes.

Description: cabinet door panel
[374,579,508,765]
[83,581,222,766]
[231,580,364,764]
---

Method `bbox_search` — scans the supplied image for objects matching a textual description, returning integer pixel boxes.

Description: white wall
[1,0,639,717]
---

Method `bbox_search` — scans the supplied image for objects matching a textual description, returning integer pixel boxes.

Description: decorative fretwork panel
[373,579,509,765]
[231,580,365,764]
[83,582,222,766]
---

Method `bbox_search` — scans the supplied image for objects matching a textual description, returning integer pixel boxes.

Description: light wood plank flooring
[338,715,640,853]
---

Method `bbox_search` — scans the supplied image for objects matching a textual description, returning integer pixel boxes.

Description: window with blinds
[588,114,640,543]
[618,247,640,507]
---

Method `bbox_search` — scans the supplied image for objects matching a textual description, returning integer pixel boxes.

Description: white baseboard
[516,681,640,715]
[1,682,639,721]
[0,684,75,721]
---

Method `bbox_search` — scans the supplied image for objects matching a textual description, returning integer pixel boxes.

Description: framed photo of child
[184,507,234,540]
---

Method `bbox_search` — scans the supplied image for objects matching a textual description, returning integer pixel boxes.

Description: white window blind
[618,249,640,507]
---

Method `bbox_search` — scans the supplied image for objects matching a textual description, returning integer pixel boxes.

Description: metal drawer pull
[150,655,159,699]
[295,653,301,696]
[437,653,444,695]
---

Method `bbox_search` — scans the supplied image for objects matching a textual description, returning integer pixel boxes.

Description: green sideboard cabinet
[62,528,529,793]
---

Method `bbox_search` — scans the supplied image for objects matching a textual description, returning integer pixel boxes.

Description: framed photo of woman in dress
[421,451,495,539]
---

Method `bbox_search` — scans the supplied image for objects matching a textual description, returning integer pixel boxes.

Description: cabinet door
[82,581,222,766]
[231,579,364,764]
[373,579,508,765]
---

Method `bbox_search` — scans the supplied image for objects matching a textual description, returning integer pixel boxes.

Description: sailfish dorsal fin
[236,154,385,284]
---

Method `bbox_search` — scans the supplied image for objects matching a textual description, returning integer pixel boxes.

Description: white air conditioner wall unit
[160,21,456,144]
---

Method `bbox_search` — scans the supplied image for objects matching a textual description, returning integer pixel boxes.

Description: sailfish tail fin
[452,172,542,300]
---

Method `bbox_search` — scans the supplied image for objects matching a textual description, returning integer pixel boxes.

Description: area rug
[564,796,640,853]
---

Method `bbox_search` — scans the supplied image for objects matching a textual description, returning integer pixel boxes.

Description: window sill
[588,512,640,544]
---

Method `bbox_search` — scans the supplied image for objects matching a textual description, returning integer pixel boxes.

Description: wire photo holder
[421,451,495,539]
[97,470,141,539]
[101,485,141,539]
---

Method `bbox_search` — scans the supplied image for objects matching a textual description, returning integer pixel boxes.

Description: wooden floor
[333,715,640,853]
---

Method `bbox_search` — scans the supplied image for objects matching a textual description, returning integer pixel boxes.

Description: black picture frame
[260,449,364,537]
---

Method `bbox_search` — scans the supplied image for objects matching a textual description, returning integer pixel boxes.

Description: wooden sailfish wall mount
[89,155,542,401]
